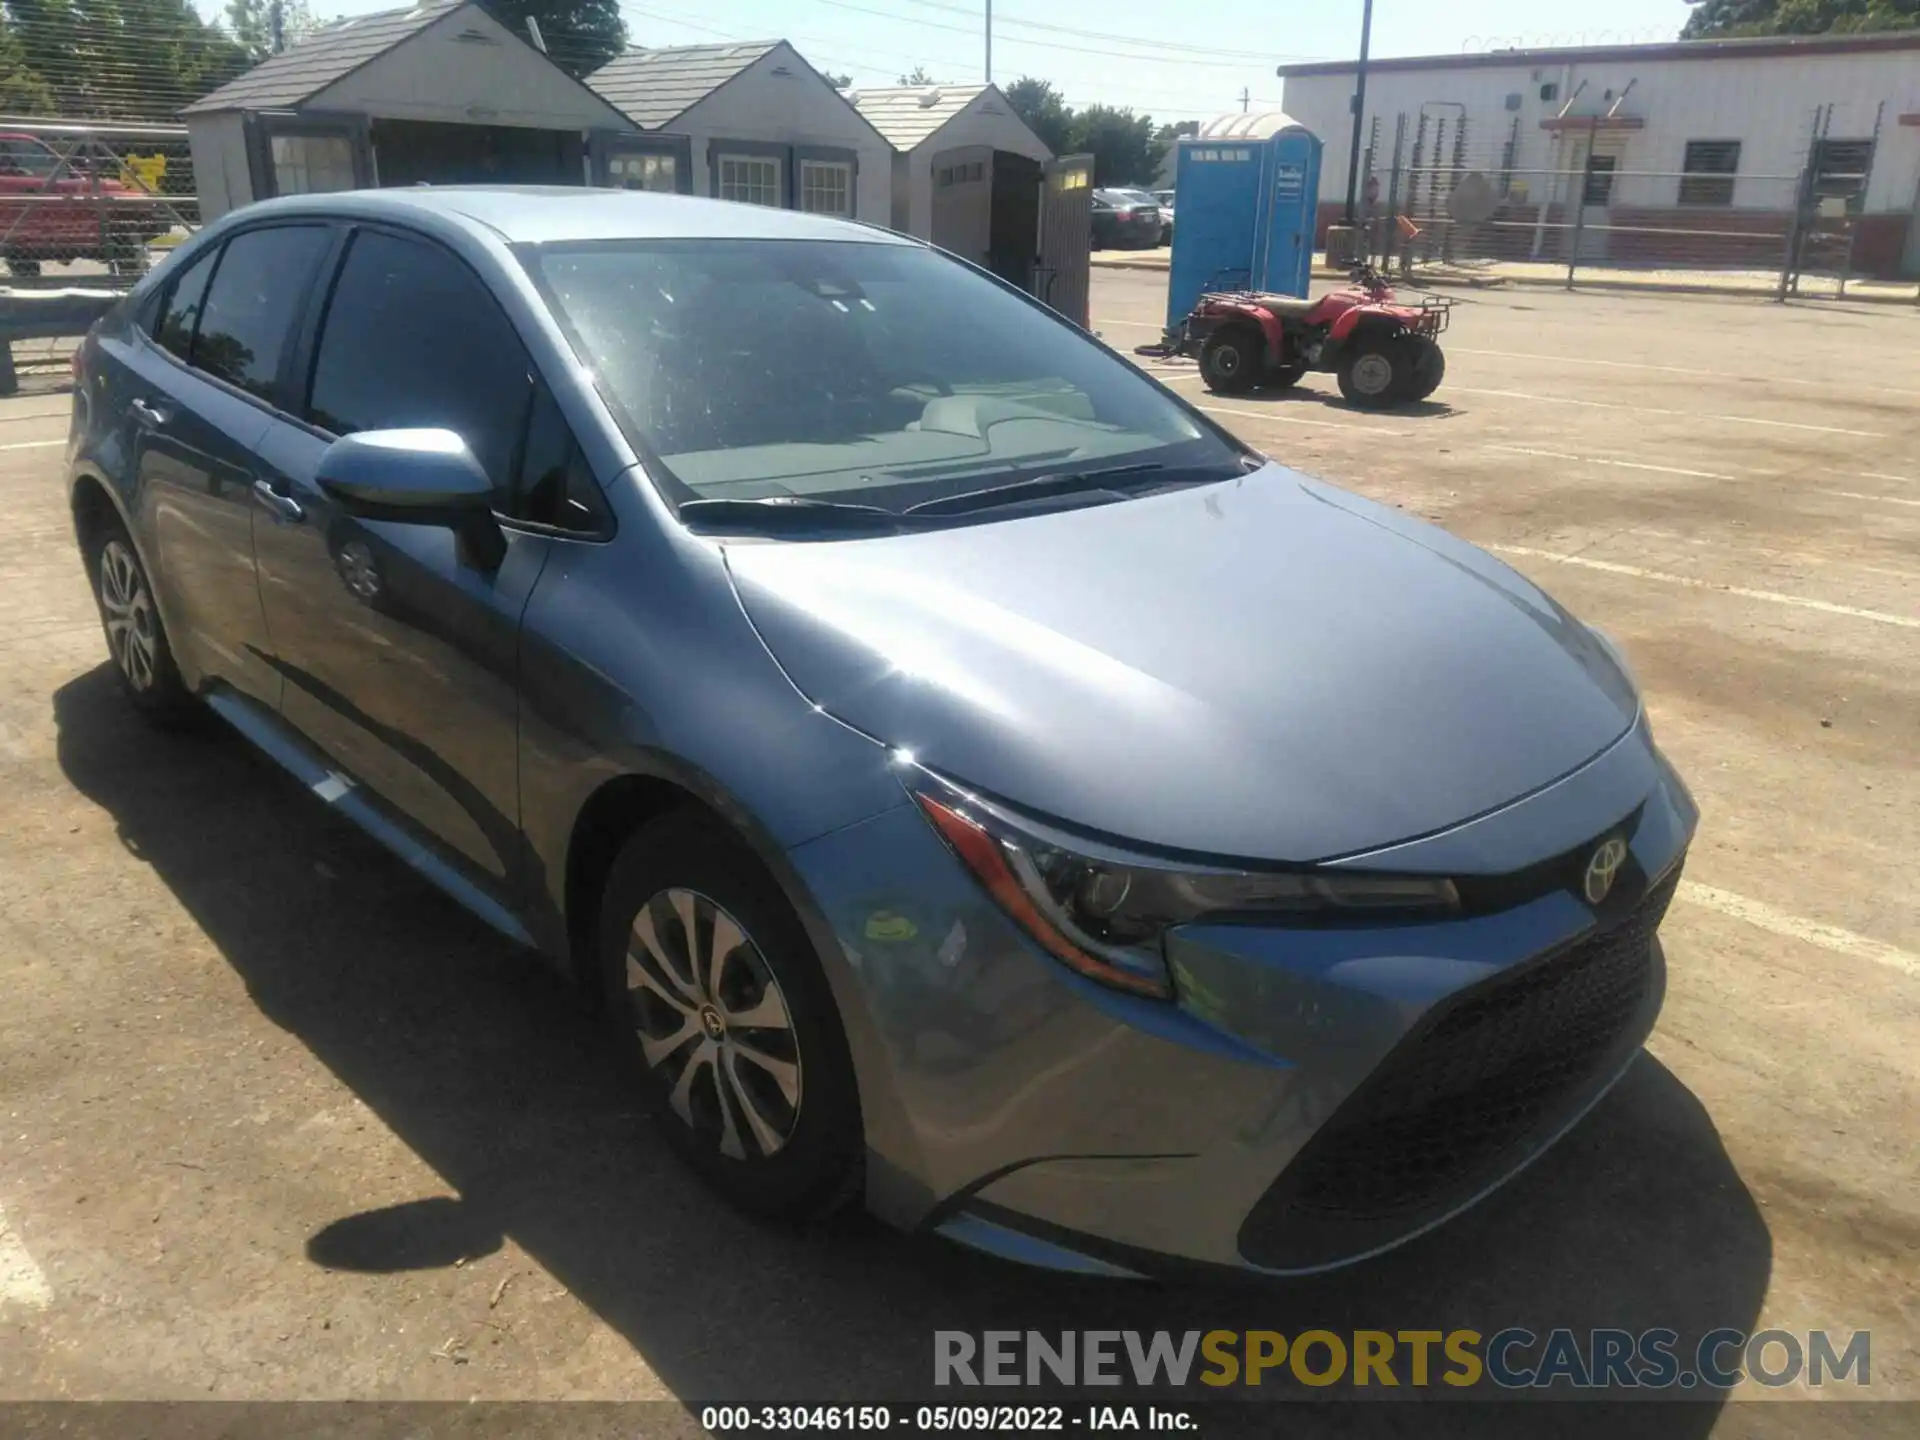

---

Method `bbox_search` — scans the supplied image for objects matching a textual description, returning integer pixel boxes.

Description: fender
[1328,303,1412,344]
[1200,300,1287,365]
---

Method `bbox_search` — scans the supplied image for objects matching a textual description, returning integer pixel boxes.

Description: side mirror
[316,429,505,569]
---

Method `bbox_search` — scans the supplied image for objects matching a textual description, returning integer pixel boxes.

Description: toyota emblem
[1583,838,1629,904]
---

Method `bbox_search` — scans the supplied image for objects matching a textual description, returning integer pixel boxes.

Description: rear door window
[190,224,333,406]
[150,246,218,364]
[305,227,533,492]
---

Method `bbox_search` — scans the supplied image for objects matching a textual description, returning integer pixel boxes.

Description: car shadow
[53,662,1770,1434]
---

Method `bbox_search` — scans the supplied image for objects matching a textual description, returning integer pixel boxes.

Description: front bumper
[785,716,1697,1276]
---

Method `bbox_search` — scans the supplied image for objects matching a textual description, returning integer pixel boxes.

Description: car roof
[230,186,915,247]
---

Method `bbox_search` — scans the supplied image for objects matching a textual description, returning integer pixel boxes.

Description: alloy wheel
[625,887,803,1160]
[98,539,158,692]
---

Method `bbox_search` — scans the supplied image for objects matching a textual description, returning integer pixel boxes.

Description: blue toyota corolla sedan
[67,187,1696,1278]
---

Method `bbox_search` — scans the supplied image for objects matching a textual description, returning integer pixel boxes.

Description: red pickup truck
[0,132,170,278]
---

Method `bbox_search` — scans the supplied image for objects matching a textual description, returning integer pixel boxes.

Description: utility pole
[1239,87,1250,113]
[1342,0,1374,222]
[270,0,284,54]
[984,0,992,82]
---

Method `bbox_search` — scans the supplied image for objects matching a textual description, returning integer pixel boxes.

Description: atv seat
[1253,295,1320,318]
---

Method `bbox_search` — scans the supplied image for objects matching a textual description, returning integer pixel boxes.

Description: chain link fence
[1349,100,1902,300]
[0,119,199,289]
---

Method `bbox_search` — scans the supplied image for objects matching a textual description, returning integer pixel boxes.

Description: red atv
[0,132,168,278]
[1144,264,1450,409]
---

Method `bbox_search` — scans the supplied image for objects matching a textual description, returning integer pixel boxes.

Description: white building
[1277,31,1920,276]
[587,42,892,223]
[183,0,646,222]
[849,84,1051,248]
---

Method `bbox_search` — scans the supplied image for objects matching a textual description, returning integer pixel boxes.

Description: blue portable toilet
[1165,112,1322,331]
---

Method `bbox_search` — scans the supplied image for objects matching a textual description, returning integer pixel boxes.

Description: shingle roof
[849,84,989,151]
[587,41,780,129]
[183,0,462,115]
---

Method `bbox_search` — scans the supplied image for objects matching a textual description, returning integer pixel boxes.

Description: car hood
[724,467,1639,863]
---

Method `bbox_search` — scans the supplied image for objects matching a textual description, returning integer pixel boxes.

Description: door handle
[251,478,305,524]
[129,397,171,428]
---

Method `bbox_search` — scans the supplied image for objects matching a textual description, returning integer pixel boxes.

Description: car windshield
[525,237,1238,519]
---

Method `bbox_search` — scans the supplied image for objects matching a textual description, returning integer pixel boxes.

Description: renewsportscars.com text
[934,1328,1870,1391]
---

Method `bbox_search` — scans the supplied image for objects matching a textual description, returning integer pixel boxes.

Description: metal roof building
[1275,31,1920,277]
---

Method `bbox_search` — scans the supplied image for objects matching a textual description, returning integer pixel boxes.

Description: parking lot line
[1831,490,1920,509]
[0,1203,53,1311]
[1491,544,1919,628]
[1679,882,1920,981]
[1483,444,1734,481]
[0,439,63,452]
[1448,345,1920,402]
[1193,401,1413,437]
[1449,385,1884,437]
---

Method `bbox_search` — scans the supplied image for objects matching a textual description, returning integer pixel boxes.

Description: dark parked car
[1091,188,1161,250]
[68,188,1695,1279]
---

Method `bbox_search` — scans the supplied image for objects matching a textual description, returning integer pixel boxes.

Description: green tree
[1681,0,1917,36]
[224,0,325,62]
[1003,75,1072,155]
[1069,104,1168,186]
[896,64,938,84]
[4,0,250,119]
[824,70,851,88]
[478,0,625,78]
[0,21,55,111]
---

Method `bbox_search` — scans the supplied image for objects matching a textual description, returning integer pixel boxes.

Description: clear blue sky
[200,0,1702,123]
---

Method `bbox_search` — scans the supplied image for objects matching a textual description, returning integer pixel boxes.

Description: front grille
[1238,867,1679,1270]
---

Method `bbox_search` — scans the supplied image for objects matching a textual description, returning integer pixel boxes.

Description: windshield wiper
[677,496,914,532]
[903,462,1170,519]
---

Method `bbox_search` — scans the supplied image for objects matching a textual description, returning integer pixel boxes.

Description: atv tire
[1405,340,1446,403]
[1337,334,1415,410]
[1199,325,1262,395]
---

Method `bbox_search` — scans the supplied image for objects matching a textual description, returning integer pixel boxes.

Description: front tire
[598,813,863,1221]
[1257,363,1308,391]
[1199,325,1262,395]
[1337,334,1415,409]
[1406,339,1446,402]
[86,517,194,724]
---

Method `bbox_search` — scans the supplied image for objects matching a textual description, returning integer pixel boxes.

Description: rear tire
[85,514,195,725]
[598,813,863,1222]
[1198,325,1262,395]
[1337,334,1415,409]
[1257,364,1308,392]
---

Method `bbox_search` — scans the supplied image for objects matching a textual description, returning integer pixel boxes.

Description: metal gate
[1036,153,1093,327]
[0,118,200,287]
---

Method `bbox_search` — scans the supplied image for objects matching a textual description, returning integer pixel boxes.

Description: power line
[801,0,1298,69]
[879,0,1330,62]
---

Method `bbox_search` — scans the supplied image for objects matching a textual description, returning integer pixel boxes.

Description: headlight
[913,783,1459,999]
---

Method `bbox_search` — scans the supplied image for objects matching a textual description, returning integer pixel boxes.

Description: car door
[119,225,335,708]
[250,224,559,894]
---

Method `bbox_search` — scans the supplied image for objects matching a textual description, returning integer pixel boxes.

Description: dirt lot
[0,273,1915,1435]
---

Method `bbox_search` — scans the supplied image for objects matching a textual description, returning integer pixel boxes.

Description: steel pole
[1342,0,1374,223]
[984,0,992,82]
